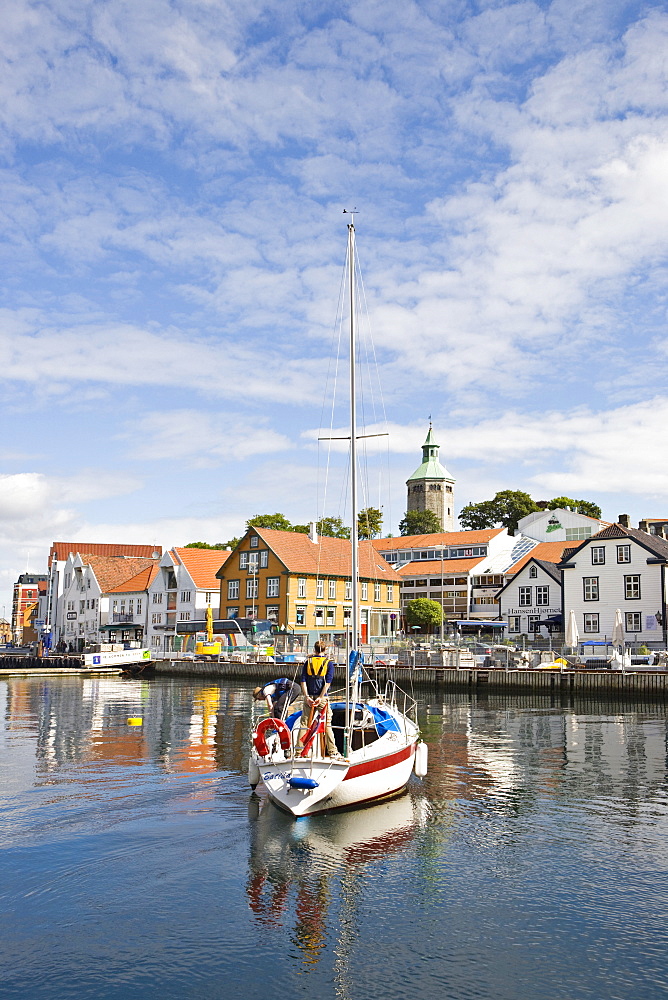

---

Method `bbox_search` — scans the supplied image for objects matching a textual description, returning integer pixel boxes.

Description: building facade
[517,507,607,544]
[560,523,668,647]
[11,573,48,645]
[216,526,402,648]
[146,548,228,654]
[496,558,562,637]
[405,425,456,531]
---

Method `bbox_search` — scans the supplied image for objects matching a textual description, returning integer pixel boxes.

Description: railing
[112,613,135,623]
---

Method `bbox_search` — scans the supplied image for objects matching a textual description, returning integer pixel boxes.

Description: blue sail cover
[285,703,400,736]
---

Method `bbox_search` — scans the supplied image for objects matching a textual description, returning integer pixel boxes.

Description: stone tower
[406,424,456,531]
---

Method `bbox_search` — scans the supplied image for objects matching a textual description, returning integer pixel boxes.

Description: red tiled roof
[173,548,232,589]
[371,528,504,551]
[395,558,483,577]
[106,564,161,594]
[505,540,574,576]
[49,542,161,567]
[84,556,161,594]
[235,528,401,581]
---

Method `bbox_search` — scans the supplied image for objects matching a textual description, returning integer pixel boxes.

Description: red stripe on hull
[344,742,414,780]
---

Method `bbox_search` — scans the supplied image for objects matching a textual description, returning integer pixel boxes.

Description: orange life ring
[253,717,292,757]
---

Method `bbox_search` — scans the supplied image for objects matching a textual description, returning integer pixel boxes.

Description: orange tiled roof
[395,558,484,577]
[174,548,232,589]
[106,564,161,594]
[84,556,161,594]
[49,542,161,567]
[371,528,504,551]
[237,528,401,581]
[505,540,574,576]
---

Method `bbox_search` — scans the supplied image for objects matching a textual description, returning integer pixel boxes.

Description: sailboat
[248,215,427,816]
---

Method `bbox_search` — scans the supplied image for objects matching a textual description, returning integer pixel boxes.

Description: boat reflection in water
[247,790,429,970]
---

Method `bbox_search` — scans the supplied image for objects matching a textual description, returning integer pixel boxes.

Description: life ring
[253,717,292,757]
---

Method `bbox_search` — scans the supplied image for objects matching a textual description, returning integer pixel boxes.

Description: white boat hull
[253,725,419,817]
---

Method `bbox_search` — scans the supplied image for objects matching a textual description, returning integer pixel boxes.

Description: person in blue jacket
[299,641,343,759]
[253,677,301,719]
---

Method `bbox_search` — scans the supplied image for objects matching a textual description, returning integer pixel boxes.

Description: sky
[1,0,668,613]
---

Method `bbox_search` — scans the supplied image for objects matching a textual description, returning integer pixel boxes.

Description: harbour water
[1,675,667,1000]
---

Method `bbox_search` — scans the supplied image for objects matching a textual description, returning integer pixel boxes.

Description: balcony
[112,613,135,623]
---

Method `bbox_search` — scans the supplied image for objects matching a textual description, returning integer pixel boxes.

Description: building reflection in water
[246,792,430,973]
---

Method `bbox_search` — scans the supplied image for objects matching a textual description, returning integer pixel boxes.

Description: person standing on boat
[253,677,301,720]
[299,642,342,759]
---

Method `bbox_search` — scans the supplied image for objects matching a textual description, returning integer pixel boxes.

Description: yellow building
[216,527,402,645]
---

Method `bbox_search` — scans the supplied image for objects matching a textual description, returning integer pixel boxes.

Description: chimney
[638,520,648,534]
[618,514,630,528]
[308,521,318,543]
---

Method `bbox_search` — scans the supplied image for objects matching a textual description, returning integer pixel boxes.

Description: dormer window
[529,566,537,579]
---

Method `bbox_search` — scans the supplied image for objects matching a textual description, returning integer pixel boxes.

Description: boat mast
[348,215,359,654]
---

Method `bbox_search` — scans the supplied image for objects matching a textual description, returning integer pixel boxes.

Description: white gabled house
[496,558,563,638]
[517,507,607,544]
[560,524,668,648]
[146,548,230,654]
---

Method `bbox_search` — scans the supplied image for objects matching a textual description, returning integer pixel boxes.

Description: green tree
[398,509,442,536]
[357,507,383,539]
[316,516,350,539]
[545,497,602,519]
[459,490,540,534]
[246,513,293,531]
[184,541,231,549]
[404,598,443,632]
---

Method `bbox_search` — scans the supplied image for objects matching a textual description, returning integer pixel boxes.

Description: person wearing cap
[299,641,343,759]
[253,677,301,720]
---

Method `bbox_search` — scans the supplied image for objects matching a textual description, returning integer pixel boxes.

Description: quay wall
[152,658,668,700]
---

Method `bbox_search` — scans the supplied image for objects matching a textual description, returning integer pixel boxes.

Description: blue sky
[2,0,668,612]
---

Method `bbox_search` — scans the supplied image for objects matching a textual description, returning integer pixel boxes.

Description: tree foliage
[459,490,540,534]
[316,515,350,539]
[545,497,602,519]
[184,541,233,549]
[404,598,443,631]
[357,507,383,539]
[398,509,442,536]
[246,513,294,531]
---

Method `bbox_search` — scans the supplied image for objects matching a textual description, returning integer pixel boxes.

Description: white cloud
[130,411,292,464]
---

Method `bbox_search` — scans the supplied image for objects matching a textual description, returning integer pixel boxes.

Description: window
[153,593,163,604]
[205,592,211,603]
[508,616,520,633]
[624,575,641,600]
[298,578,306,598]
[266,606,279,622]
[137,600,142,614]
[316,579,324,599]
[535,586,549,606]
[295,607,306,626]
[583,613,599,633]
[583,577,599,601]
[226,607,239,618]
[591,547,605,565]
[80,601,85,613]
[179,612,191,621]
[129,600,134,614]
[180,591,191,602]
[240,552,248,569]
[113,601,118,612]
[343,607,351,622]
[260,550,268,568]
[617,545,631,563]
[374,582,381,601]
[250,535,258,548]
[152,613,162,624]
[266,577,279,598]
[119,601,125,613]
[326,607,335,626]
[566,527,592,540]
[328,579,336,600]
[528,616,541,633]
[387,584,394,602]
[314,607,324,623]
[625,612,642,632]
[518,587,531,607]
[345,581,352,600]
[529,566,537,579]
[246,578,258,599]
[245,606,256,617]
[248,553,258,572]
[228,580,239,600]
[361,582,368,600]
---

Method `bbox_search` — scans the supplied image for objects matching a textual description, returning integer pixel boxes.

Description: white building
[560,523,668,648]
[517,507,607,544]
[496,558,562,637]
[146,548,230,654]
[58,552,160,650]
